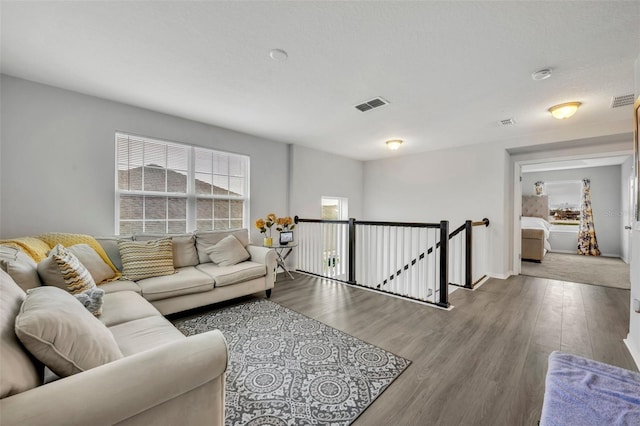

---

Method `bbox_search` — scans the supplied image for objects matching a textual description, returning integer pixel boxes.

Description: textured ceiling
[2,1,639,161]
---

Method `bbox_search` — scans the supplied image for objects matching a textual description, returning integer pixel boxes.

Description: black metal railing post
[348,218,356,284]
[438,220,449,308]
[464,220,473,289]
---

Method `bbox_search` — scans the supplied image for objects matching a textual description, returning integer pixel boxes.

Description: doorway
[513,154,632,289]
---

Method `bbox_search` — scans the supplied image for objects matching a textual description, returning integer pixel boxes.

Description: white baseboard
[624,337,640,370]
[487,271,513,280]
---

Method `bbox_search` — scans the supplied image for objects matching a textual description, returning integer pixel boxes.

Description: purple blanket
[540,351,640,426]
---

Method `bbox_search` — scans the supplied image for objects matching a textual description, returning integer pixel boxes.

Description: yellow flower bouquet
[255,213,276,246]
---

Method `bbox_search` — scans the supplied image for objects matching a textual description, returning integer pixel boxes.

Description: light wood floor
[256,272,635,426]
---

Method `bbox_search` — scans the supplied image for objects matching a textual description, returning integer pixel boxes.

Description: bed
[521,195,551,262]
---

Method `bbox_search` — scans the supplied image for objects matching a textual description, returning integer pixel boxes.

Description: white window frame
[115,133,250,234]
[321,196,349,220]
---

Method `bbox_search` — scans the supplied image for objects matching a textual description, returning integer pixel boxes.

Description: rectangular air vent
[499,118,516,126]
[610,94,635,108]
[354,97,389,112]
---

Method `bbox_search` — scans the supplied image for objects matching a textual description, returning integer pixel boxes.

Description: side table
[265,242,297,280]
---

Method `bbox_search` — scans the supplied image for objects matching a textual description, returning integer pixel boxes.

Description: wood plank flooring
[256,273,635,426]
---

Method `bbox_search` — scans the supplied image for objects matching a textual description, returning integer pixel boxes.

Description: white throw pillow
[14,286,123,378]
[205,235,250,266]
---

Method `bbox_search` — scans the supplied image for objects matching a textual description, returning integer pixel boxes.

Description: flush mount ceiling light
[548,102,582,119]
[269,49,288,61]
[531,68,553,81]
[386,139,403,150]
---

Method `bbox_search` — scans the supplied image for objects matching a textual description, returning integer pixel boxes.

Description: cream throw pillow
[205,235,250,266]
[38,244,97,294]
[38,244,114,287]
[14,286,123,377]
[118,238,175,281]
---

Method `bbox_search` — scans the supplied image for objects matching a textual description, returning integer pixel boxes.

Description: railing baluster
[295,217,486,309]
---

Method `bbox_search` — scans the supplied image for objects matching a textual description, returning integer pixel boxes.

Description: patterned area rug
[172,299,411,425]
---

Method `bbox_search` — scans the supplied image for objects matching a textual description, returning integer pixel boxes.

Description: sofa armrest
[0,330,228,426]
[247,245,277,288]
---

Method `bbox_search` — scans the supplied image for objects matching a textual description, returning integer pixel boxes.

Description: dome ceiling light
[386,139,403,150]
[548,102,582,119]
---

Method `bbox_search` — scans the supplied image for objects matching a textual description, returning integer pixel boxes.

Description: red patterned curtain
[577,178,600,256]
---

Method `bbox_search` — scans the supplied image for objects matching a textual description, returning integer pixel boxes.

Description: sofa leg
[266,289,272,298]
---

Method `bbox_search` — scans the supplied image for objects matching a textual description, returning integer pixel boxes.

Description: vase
[264,237,273,247]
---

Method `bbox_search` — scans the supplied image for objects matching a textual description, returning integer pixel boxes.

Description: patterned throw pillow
[50,244,96,295]
[117,238,175,281]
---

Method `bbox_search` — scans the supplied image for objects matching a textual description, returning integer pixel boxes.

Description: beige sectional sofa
[0,228,277,425]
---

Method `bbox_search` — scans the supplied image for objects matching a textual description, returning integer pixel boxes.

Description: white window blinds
[116,133,249,234]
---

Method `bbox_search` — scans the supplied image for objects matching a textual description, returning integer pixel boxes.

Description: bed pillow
[14,286,123,378]
[118,238,175,281]
[205,235,250,266]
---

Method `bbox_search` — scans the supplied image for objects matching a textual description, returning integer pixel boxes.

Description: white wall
[364,143,508,277]
[289,144,363,219]
[0,75,289,243]
[625,53,640,369]
[522,165,623,257]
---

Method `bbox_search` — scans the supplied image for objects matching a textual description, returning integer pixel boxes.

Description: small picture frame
[279,231,293,245]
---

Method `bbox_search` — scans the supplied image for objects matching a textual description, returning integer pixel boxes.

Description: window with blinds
[116,133,249,234]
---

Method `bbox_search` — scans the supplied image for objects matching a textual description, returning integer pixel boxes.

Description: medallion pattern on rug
[172,299,411,425]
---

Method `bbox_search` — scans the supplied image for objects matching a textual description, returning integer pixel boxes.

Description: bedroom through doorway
[517,156,632,290]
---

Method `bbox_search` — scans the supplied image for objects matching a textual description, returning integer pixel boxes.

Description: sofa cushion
[118,238,175,281]
[108,316,185,356]
[134,234,198,268]
[196,261,267,287]
[205,235,250,266]
[0,245,41,291]
[0,270,43,398]
[15,286,123,378]
[99,290,161,327]
[95,235,133,271]
[195,229,249,264]
[98,279,141,295]
[136,267,213,301]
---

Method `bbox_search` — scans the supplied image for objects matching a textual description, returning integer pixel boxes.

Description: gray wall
[0,75,289,243]
[522,165,622,257]
[289,144,364,219]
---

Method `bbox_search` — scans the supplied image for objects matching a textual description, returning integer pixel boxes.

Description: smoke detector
[531,68,553,81]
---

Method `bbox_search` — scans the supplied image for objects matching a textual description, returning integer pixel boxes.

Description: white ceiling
[1,1,639,161]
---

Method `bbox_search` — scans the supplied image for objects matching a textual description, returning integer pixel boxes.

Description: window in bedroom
[546,180,581,224]
[116,133,249,234]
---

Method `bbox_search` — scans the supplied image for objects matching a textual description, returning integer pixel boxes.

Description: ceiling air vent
[354,97,389,112]
[499,118,516,126]
[610,94,635,108]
